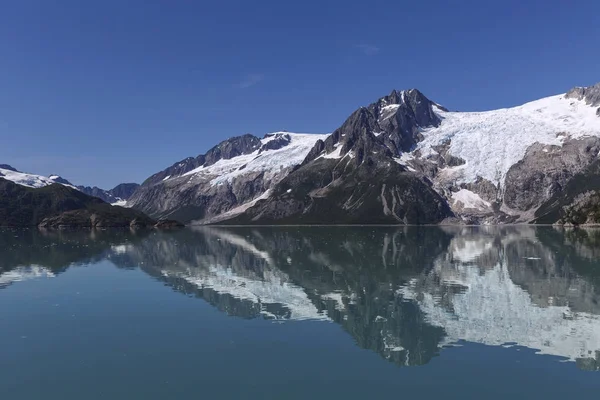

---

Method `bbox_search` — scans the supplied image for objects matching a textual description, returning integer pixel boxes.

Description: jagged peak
[566,82,600,107]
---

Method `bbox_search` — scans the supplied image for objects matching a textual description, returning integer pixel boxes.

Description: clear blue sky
[1,0,598,188]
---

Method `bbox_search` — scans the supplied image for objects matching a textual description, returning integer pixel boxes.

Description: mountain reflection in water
[1,226,600,371]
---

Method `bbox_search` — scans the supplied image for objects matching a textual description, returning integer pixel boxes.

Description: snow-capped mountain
[123,81,600,225]
[0,165,139,205]
[0,166,77,189]
[226,82,600,225]
[128,132,328,223]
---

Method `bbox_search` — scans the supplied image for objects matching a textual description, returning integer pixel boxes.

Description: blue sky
[0,0,598,188]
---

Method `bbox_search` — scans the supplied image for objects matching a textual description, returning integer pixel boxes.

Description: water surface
[1,226,600,399]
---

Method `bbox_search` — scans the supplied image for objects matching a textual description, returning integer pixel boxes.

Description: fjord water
[1,227,600,399]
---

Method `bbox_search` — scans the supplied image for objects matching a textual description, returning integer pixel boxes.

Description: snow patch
[452,189,491,211]
[182,132,328,186]
[0,168,77,190]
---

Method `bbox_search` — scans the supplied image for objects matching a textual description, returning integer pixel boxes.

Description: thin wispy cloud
[236,74,264,89]
[356,43,380,56]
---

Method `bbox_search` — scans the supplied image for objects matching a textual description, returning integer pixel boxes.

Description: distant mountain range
[0,166,179,228]
[2,82,600,226]
[0,165,139,204]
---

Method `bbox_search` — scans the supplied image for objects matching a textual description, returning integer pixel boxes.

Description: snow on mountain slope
[180,132,329,186]
[0,167,77,189]
[416,94,600,188]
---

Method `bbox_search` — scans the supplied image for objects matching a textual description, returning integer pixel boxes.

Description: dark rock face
[304,89,443,166]
[0,164,18,172]
[259,133,291,153]
[504,138,600,211]
[232,160,452,224]
[373,89,444,153]
[203,134,261,167]
[109,183,139,200]
[566,83,600,107]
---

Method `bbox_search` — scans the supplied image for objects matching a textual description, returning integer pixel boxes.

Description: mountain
[77,183,139,204]
[0,165,139,205]
[0,166,78,189]
[129,82,600,225]
[0,177,157,227]
[127,132,329,223]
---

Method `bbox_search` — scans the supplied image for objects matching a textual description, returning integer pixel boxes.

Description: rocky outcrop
[566,83,600,107]
[504,138,600,212]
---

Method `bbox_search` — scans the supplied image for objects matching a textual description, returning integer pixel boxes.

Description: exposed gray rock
[203,134,261,167]
[504,138,600,211]
[461,177,498,204]
[566,82,600,107]
[259,133,291,152]
[109,183,139,200]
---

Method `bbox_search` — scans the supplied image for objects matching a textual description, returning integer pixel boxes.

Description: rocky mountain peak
[201,134,261,167]
[305,88,443,164]
[566,82,600,108]
[141,134,262,187]
[0,164,18,172]
[48,175,73,185]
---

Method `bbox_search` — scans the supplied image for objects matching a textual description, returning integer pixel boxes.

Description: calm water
[1,226,600,399]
